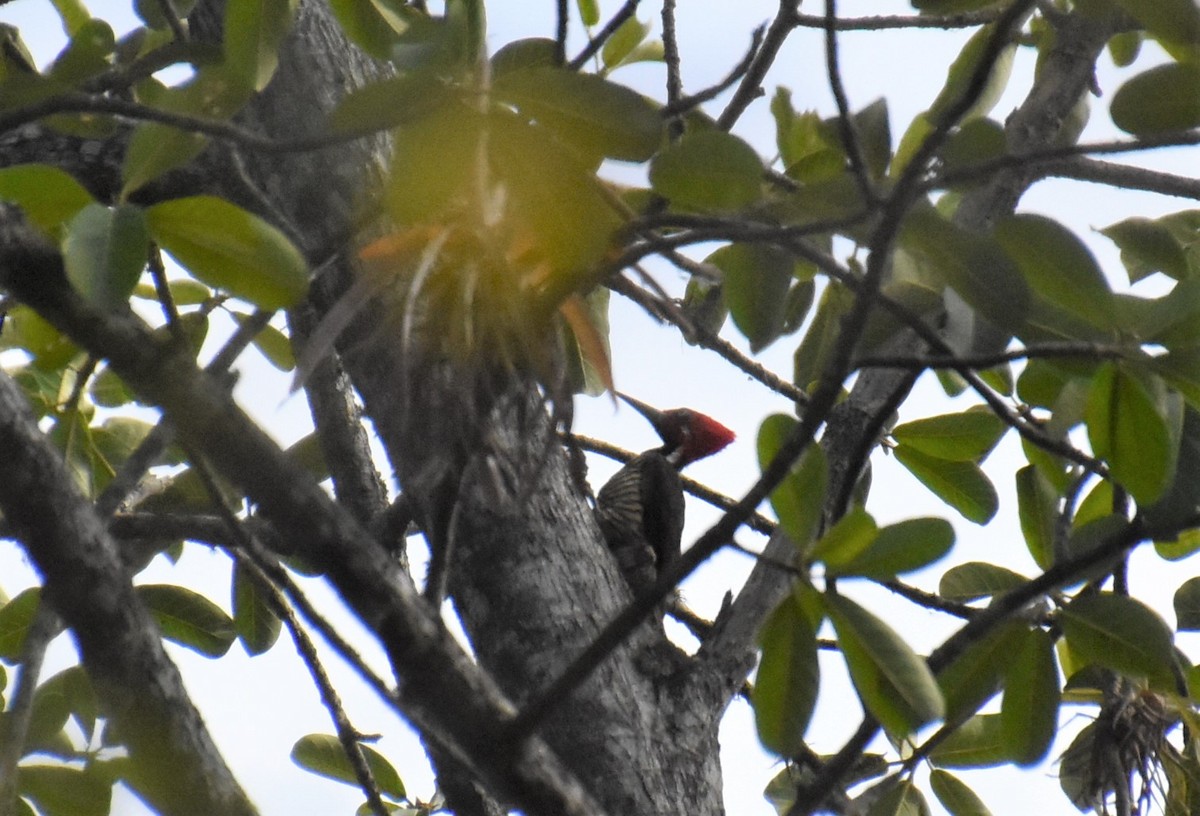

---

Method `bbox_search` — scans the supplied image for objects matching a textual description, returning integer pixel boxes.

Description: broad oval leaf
[291,733,406,800]
[0,587,41,661]
[864,776,930,816]
[137,584,236,658]
[756,414,827,552]
[601,15,652,70]
[939,562,1028,602]
[224,0,296,91]
[0,164,94,236]
[753,589,821,756]
[326,72,451,136]
[709,243,794,353]
[892,407,1007,463]
[232,563,282,656]
[937,621,1027,724]
[62,203,148,309]
[145,195,308,310]
[1015,464,1057,569]
[824,593,944,736]
[1111,63,1200,136]
[1174,576,1200,632]
[1058,593,1177,687]
[493,67,663,162]
[16,765,110,816]
[930,714,1008,769]
[650,130,763,212]
[995,214,1115,330]
[810,506,878,567]
[1085,363,1175,505]
[893,444,998,525]
[1101,216,1191,283]
[1109,0,1200,54]
[999,628,1060,766]
[929,770,993,816]
[828,517,955,580]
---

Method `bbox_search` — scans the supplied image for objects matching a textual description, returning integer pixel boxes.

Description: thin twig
[822,0,877,205]
[660,26,764,119]
[661,0,684,140]
[718,0,797,130]
[790,9,1001,30]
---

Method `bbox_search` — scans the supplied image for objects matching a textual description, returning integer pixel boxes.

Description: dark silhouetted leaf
[1000,628,1060,765]
[893,444,998,524]
[1059,593,1176,687]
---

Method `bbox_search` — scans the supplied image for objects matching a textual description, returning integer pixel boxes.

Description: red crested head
[618,393,735,469]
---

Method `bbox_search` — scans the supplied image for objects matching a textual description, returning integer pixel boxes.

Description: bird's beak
[616,391,667,430]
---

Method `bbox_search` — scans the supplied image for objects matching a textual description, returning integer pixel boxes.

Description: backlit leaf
[1059,592,1177,687]
[62,203,148,309]
[650,130,762,211]
[893,444,998,524]
[825,593,944,736]
[1111,63,1200,136]
[892,408,1007,463]
[999,628,1060,765]
[930,714,1008,768]
[757,414,827,552]
[929,770,992,816]
[939,562,1027,602]
[0,164,94,237]
[937,622,1026,722]
[17,765,110,816]
[494,67,663,162]
[827,517,954,579]
[233,563,282,656]
[137,584,236,658]
[1174,576,1200,631]
[145,195,308,310]
[753,589,821,756]
[710,243,793,353]
[1085,363,1175,505]
[1101,216,1191,283]
[291,733,406,800]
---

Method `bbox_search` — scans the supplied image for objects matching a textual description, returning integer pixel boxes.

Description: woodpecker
[595,393,735,593]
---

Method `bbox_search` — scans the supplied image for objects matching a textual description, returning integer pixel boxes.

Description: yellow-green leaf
[893,444,998,525]
[145,195,308,310]
[650,130,762,212]
[1111,63,1200,136]
[291,734,406,800]
[1085,363,1175,505]
[137,584,236,658]
[0,164,95,236]
[892,407,1007,463]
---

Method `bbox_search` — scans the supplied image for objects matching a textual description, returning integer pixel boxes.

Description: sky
[0,1,1196,815]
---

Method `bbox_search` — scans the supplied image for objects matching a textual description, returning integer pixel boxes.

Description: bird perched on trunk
[595,393,735,594]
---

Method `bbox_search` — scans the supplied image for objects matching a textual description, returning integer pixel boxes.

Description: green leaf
[326,72,451,136]
[756,415,827,552]
[939,562,1027,602]
[930,714,1009,769]
[121,68,250,197]
[1059,592,1177,687]
[1107,30,1143,67]
[17,765,110,816]
[995,214,1115,330]
[827,517,955,580]
[865,777,930,816]
[1175,576,1200,631]
[937,622,1027,723]
[224,0,295,90]
[1059,721,1100,810]
[1108,0,1200,54]
[291,734,406,800]
[1015,464,1056,569]
[929,770,993,816]
[62,203,148,309]
[649,130,762,211]
[493,67,663,162]
[893,444,998,525]
[0,164,95,237]
[892,407,1007,463]
[230,313,295,371]
[137,584,236,658]
[145,195,309,310]
[601,15,651,71]
[810,506,878,567]
[999,628,1060,766]
[46,19,115,86]
[328,0,415,60]
[824,593,944,736]
[233,563,282,656]
[0,588,41,662]
[771,90,845,183]
[753,589,821,756]
[1157,529,1200,562]
[1101,216,1191,283]
[709,243,794,353]
[900,205,1028,336]
[1085,363,1176,505]
[794,281,854,392]
[576,0,600,26]
[928,22,1017,124]
[1111,62,1200,136]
